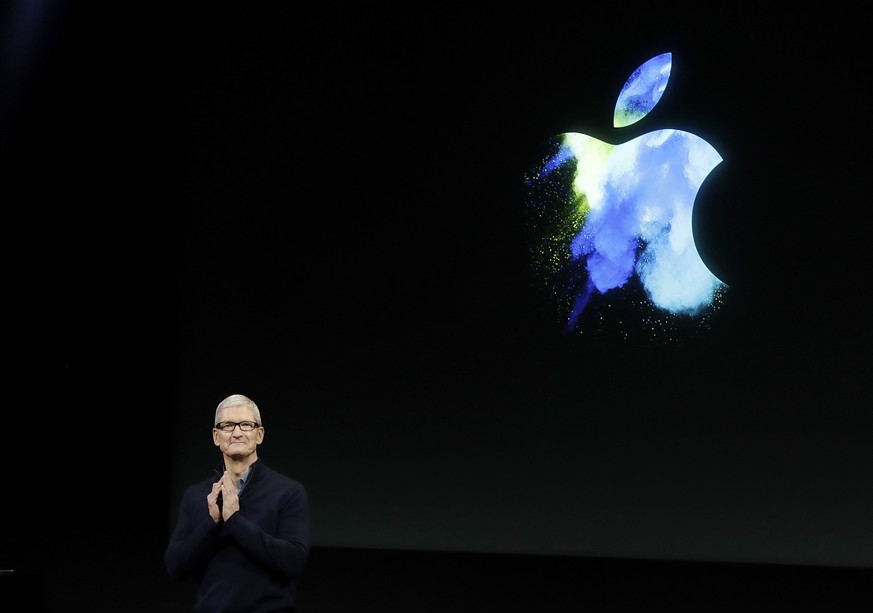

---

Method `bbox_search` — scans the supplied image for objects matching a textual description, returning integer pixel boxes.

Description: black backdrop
[166,5,871,567]
[6,3,871,610]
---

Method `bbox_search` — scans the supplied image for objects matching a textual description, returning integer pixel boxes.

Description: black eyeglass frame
[214,421,262,432]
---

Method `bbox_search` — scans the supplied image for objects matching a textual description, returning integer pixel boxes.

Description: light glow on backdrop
[525,52,727,338]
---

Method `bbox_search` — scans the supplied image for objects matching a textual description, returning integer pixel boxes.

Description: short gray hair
[214,393,262,427]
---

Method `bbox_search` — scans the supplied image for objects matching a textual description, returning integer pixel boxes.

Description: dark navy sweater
[165,460,310,612]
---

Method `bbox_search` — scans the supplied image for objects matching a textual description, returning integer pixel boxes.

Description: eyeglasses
[215,421,260,432]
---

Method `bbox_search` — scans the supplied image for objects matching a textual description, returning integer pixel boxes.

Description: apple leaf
[614,52,672,128]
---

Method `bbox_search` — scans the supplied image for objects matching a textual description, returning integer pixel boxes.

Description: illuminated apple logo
[525,51,727,335]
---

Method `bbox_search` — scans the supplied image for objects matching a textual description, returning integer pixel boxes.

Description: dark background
[4,3,871,611]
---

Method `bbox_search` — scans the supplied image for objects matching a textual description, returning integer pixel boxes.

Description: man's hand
[220,471,240,520]
[207,479,224,524]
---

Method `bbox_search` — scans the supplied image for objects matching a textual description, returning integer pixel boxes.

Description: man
[165,394,310,612]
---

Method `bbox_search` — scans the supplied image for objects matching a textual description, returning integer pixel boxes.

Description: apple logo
[525,51,727,335]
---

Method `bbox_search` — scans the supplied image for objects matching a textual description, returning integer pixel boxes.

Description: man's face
[213,405,264,460]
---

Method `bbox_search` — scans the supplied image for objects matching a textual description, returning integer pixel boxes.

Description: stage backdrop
[166,5,871,569]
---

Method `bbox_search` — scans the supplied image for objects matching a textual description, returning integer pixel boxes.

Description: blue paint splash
[524,53,727,335]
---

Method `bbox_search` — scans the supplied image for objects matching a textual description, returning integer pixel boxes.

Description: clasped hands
[208,471,240,523]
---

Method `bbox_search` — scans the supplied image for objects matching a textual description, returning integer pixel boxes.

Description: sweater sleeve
[224,477,310,579]
[164,485,222,580]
